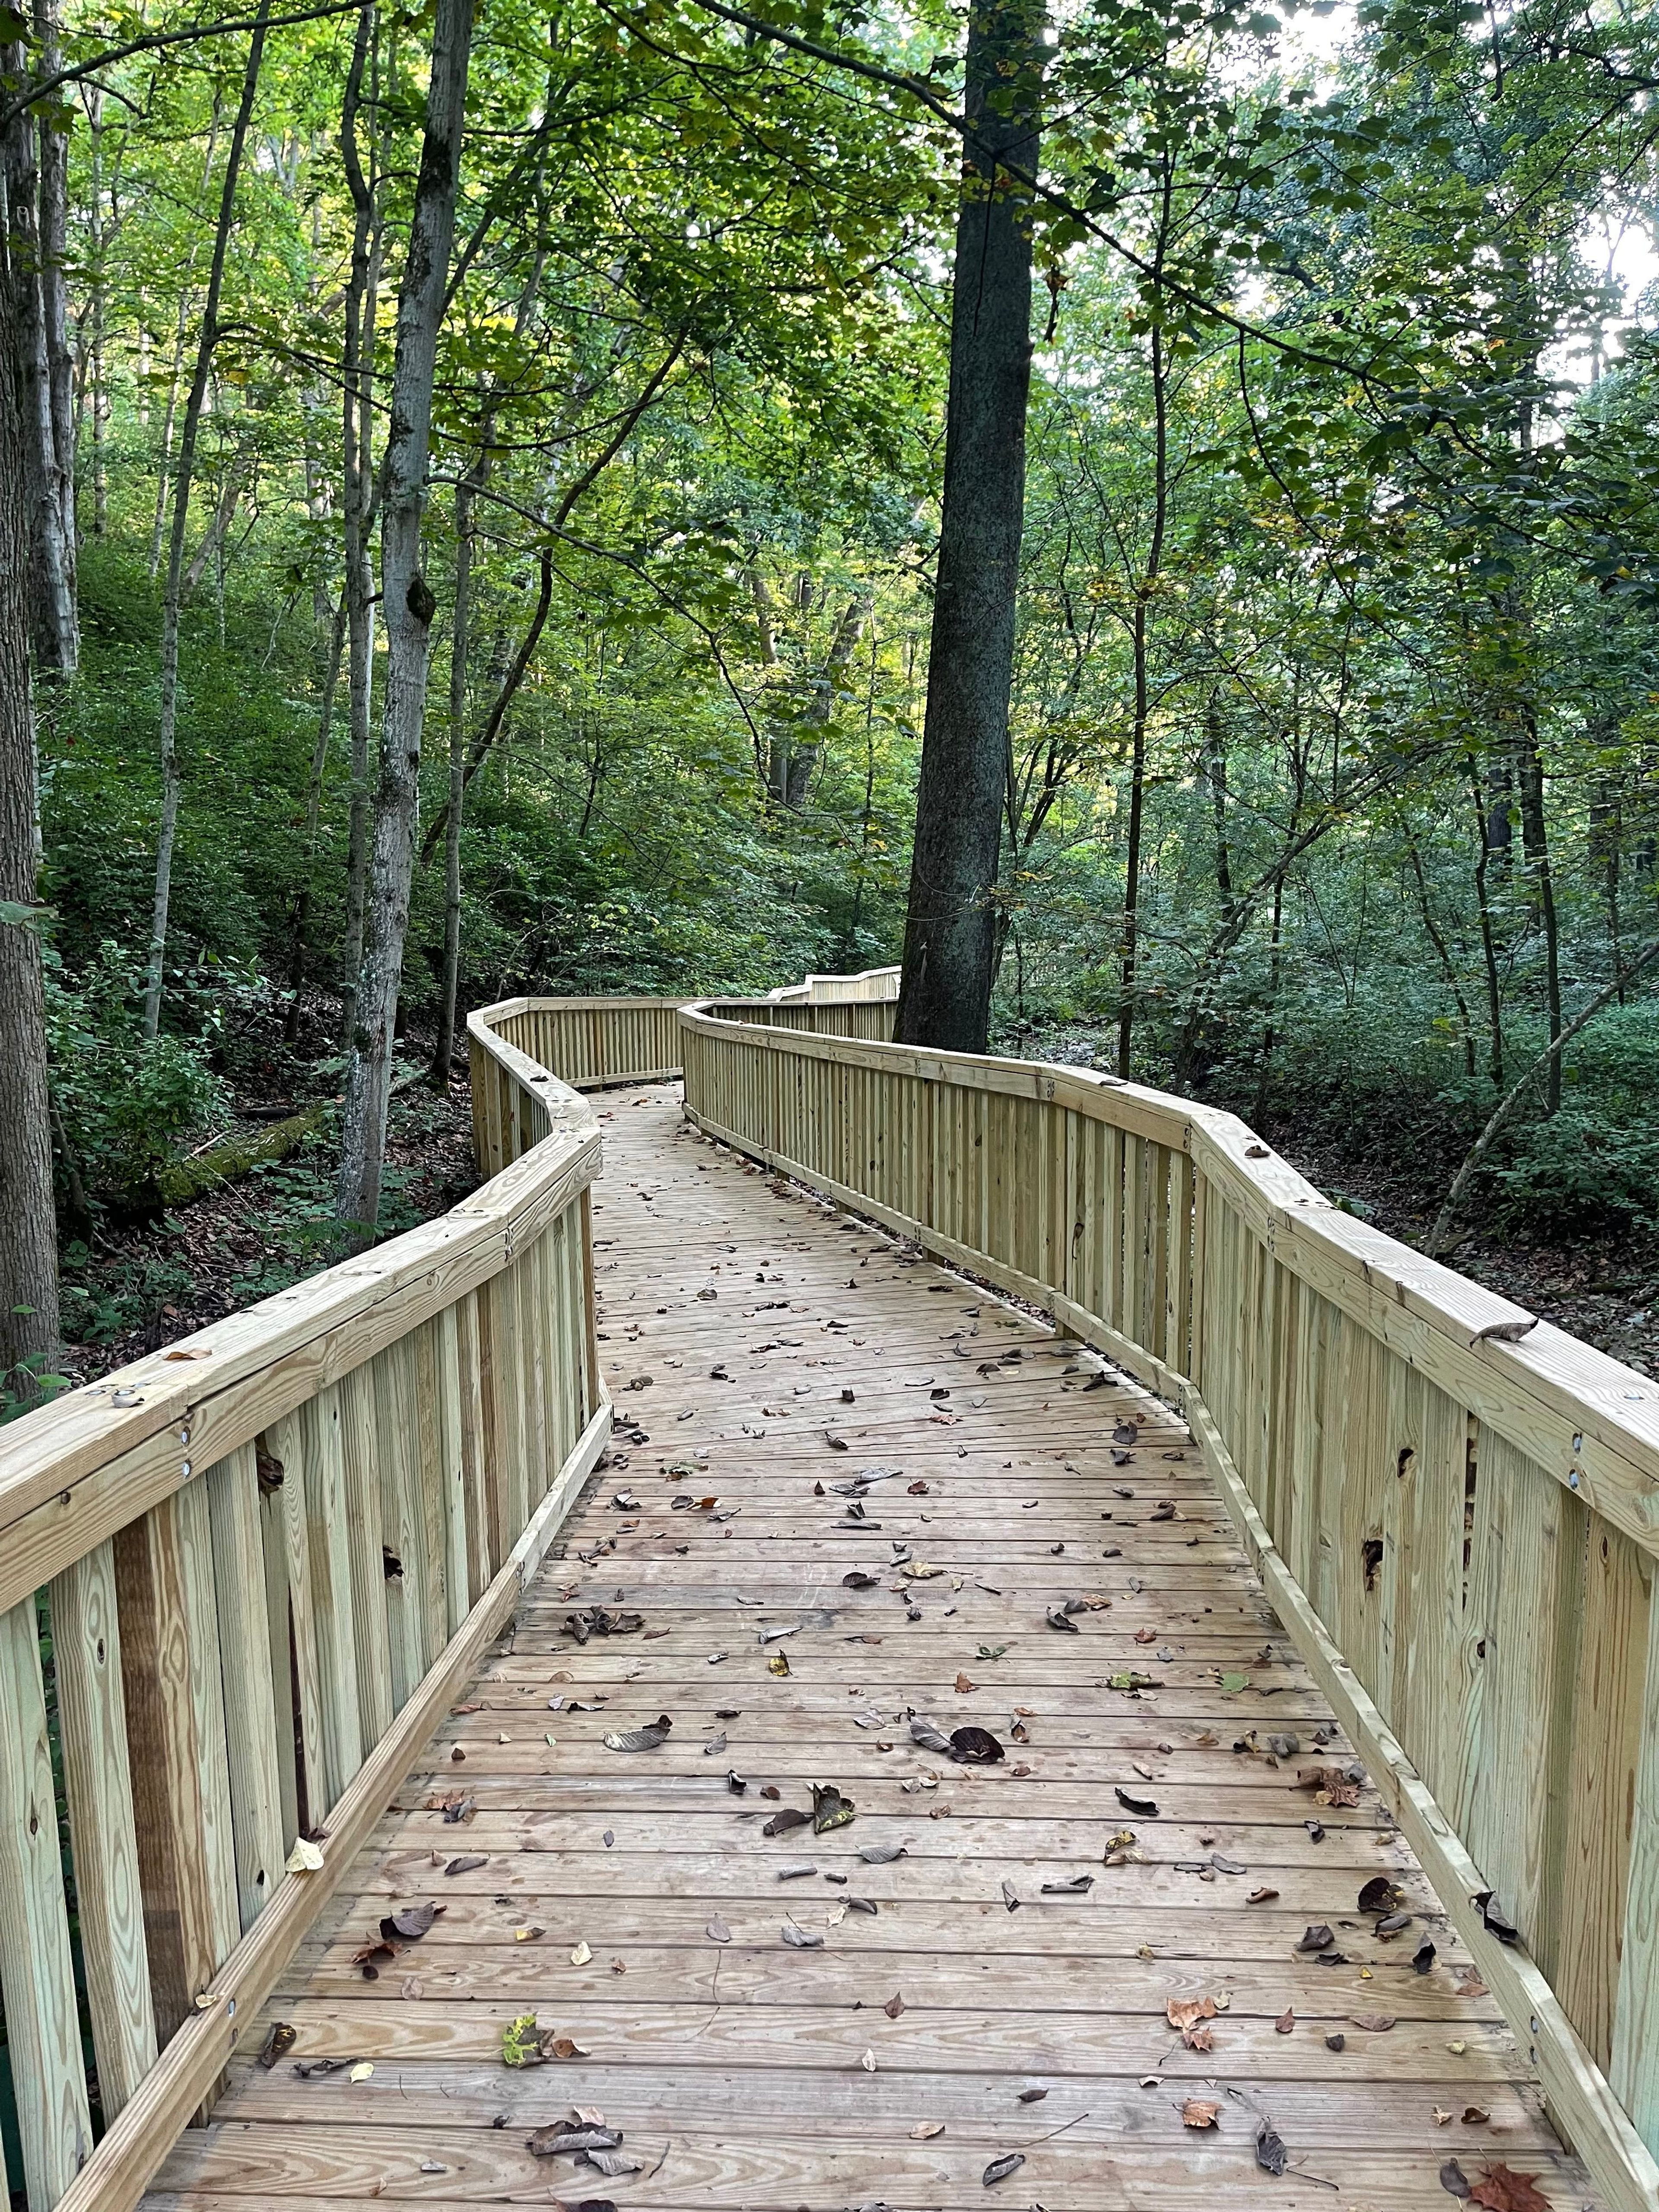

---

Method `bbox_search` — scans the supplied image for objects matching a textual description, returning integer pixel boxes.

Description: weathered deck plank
[142,1089,1600,2209]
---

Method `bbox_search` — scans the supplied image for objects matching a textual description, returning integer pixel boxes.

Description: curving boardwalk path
[145,1088,1598,2210]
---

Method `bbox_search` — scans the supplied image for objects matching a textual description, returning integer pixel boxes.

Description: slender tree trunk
[1115,312,1170,1078]
[1515,711,1562,1113]
[140,5,271,1039]
[336,0,472,1230]
[783,590,868,808]
[894,0,1044,1053]
[0,242,60,1402]
[1203,688,1234,923]
[2,24,77,675]
[87,89,108,537]
[284,591,347,1044]
[432,477,471,1087]
[337,5,380,1048]
[1465,753,1504,1087]
[1407,835,1476,1080]
[36,0,75,625]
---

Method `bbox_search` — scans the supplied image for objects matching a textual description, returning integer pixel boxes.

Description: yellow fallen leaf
[286,1837,324,1873]
[348,2061,373,2082]
[570,1941,592,1965]
[1447,2040,1467,2055]
[769,1652,791,1675]
[514,1925,544,1942]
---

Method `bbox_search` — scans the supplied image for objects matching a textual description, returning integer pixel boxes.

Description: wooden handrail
[0,1014,612,2212]
[676,1001,1659,2212]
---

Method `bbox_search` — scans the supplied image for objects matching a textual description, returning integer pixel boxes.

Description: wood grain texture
[204,1446,287,1931]
[51,1540,158,2120]
[134,1089,1603,2212]
[0,1597,92,2202]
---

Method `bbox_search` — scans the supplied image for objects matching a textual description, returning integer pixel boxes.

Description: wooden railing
[677,1003,1659,2212]
[0,1018,610,2212]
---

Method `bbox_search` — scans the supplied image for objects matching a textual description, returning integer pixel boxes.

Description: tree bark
[337,3,379,1049]
[335,0,472,1230]
[431,476,471,1087]
[894,0,1043,1053]
[140,4,270,1038]
[1515,710,1562,1113]
[0,235,60,1401]
[2,15,77,677]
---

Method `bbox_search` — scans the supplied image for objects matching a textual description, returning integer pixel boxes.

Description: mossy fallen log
[155,1100,332,1207]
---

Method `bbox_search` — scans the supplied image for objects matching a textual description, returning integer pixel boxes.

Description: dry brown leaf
[1467,2166,1552,2212]
[910,2121,945,2139]
[1166,1996,1218,2034]
[1274,2007,1295,2034]
[1182,2099,1220,2129]
[954,1672,976,1694]
[884,1991,905,2018]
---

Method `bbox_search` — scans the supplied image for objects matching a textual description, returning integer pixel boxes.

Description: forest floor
[59,1001,479,1387]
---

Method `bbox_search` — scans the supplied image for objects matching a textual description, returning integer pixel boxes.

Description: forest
[3,0,1659,1408]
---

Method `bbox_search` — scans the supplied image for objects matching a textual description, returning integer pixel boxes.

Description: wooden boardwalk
[144,1087,1599,2211]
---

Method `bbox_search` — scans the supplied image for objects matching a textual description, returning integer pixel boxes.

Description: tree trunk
[2,18,78,677]
[0,242,60,1402]
[337,5,380,1049]
[432,477,471,1087]
[1465,753,1504,1087]
[140,5,271,1039]
[335,0,472,1231]
[1115,307,1170,1078]
[893,0,1043,1053]
[284,590,347,1044]
[1515,712,1562,1112]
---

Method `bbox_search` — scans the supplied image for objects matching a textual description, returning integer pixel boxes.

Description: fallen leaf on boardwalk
[1297,1923,1335,1951]
[286,1838,324,1874]
[761,1784,781,1799]
[912,2120,945,2138]
[1112,1421,1138,1444]
[1018,2088,1048,2103]
[527,2125,622,2157]
[1182,2100,1220,2129]
[1116,1787,1158,1816]
[955,1672,976,1694]
[910,1717,953,1752]
[884,1991,905,2018]
[1325,2033,1345,2052]
[582,2149,643,2177]
[950,1726,1004,1764]
[849,1897,879,1914]
[1247,1887,1279,1904]
[983,2152,1026,2185]
[602,1716,672,1752]
[1166,1996,1218,2036]
[293,2058,346,2078]
[759,1624,800,1644]
[825,1432,849,1450]
[978,1644,1008,1660]
[570,1942,592,1966]
[1358,1875,1401,1914]
[1001,1881,1020,1911]
[1440,2159,1472,2199]
[768,1653,791,1676]
[1434,2108,1453,2126]
[257,2024,296,2069]
[782,1923,824,1948]
[1413,1939,1438,1974]
[1275,2008,1295,2034]
[705,1732,727,1756]
[763,1807,810,1837]
[1040,1874,1093,1895]
[1458,1973,1489,1998]
[1350,2012,1396,2032]
[1045,1608,1080,1633]
[1211,1853,1248,1875]
[1255,2121,1288,2175]
[860,2048,878,2072]
[1134,1627,1157,1644]
[1218,1671,1251,1694]
[514,1925,544,1943]
[860,1841,908,1863]
[1107,1671,1157,1691]
[1473,1891,1520,1945]
[778,1862,817,1881]
[348,2062,374,2082]
[164,1345,212,1361]
[814,1783,856,1832]
[842,1571,879,1590]
[1463,2106,1491,2126]
[909,1479,930,1494]
[445,1854,487,1877]
[1376,1911,1414,1938]
[385,1902,444,1939]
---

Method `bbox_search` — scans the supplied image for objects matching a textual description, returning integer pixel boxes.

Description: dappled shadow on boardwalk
[145,1088,1597,2211]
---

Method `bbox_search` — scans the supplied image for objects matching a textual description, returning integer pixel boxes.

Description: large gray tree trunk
[140,4,270,1038]
[335,0,473,1230]
[894,0,1044,1053]
[2,12,78,678]
[337,3,379,1049]
[0,226,60,1400]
